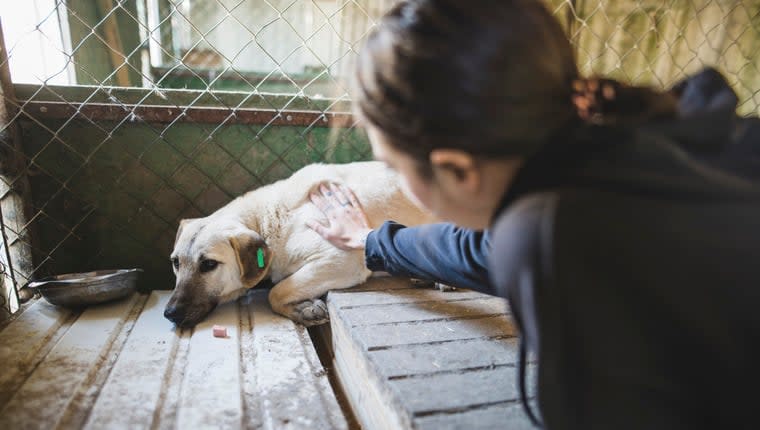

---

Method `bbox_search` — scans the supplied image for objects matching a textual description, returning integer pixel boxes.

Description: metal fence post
[0,20,35,316]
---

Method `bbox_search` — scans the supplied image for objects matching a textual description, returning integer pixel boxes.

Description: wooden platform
[322,278,537,430]
[0,290,347,429]
[1,279,536,429]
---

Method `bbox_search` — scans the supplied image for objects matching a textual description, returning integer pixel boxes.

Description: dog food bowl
[25,268,142,308]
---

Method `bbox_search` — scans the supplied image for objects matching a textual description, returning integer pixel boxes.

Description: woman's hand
[306,182,373,250]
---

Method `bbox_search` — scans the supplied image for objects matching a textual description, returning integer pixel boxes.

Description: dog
[165,161,434,327]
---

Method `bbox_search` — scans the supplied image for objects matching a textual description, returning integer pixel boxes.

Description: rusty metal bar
[20,101,355,128]
[150,66,299,84]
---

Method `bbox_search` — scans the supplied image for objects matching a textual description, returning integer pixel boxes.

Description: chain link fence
[0,0,758,316]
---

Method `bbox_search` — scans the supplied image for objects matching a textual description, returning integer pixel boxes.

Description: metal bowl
[25,268,142,308]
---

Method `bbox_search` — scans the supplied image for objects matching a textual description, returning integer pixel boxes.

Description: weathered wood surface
[0,290,346,430]
[327,277,537,430]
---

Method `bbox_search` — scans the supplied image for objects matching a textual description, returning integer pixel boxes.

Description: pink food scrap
[212,325,227,338]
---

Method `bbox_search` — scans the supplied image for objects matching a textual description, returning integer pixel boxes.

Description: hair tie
[571,77,618,125]
[571,77,678,126]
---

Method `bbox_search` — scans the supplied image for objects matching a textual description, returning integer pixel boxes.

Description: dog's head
[165,217,272,327]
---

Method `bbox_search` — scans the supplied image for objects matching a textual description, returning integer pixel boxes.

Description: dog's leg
[268,262,367,326]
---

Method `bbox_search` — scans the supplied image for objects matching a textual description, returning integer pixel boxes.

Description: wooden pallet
[323,278,537,430]
[0,290,347,429]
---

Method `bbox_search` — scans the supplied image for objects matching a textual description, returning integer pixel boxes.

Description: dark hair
[353,0,677,164]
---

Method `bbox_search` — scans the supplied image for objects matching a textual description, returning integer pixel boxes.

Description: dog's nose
[164,305,183,323]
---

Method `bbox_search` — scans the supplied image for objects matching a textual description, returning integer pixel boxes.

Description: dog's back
[291,161,432,226]
[250,162,433,281]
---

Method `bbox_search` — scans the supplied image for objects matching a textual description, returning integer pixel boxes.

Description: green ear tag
[257,248,265,268]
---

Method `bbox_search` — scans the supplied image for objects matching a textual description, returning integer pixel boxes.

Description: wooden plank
[327,287,535,430]
[307,322,362,429]
[338,297,509,327]
[328,287,484,308]
[368,337,520,379]
[0,300,74,407]
[388,367,525,415]
[246,289,347,430]
[239,291,265,430]
[176,299,243,429]
[414,402,538,430]
[342,277,417,293]
[56,293,150,429]
[84,291,177,429]
[152,320,192,430]
[0,294,140,428]
[330,299,410,430]
[353,316,517,350]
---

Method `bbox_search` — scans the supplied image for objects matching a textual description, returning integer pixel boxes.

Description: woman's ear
[429,149,480,193]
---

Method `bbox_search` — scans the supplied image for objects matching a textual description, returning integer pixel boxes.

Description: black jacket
[488,69,760,429]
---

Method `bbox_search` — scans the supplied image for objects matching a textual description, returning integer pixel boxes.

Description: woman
[307,0,760,428]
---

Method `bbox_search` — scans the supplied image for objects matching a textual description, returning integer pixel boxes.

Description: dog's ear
[229,231,271,287]
[174,218,198,249]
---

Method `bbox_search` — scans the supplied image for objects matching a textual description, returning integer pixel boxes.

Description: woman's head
[353,0,580,227]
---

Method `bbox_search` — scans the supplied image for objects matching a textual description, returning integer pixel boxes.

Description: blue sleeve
[364,221,493,293]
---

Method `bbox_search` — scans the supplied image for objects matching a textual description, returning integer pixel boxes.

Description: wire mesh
[0,0,758,315]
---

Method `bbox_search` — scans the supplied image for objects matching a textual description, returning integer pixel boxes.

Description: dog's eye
[199,259,219,273]
[171,257,179,269]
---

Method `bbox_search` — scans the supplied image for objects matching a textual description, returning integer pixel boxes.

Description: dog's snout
[164,284,219,327]
[164,305,183,323]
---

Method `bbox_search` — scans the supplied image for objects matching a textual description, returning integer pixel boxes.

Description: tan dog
[165,161,433,327]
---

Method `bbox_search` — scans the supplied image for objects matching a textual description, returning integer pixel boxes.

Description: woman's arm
[365,221,491,293]
[306,183,492,293]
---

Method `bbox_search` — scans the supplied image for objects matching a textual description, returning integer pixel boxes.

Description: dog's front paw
[291,299,329,326]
